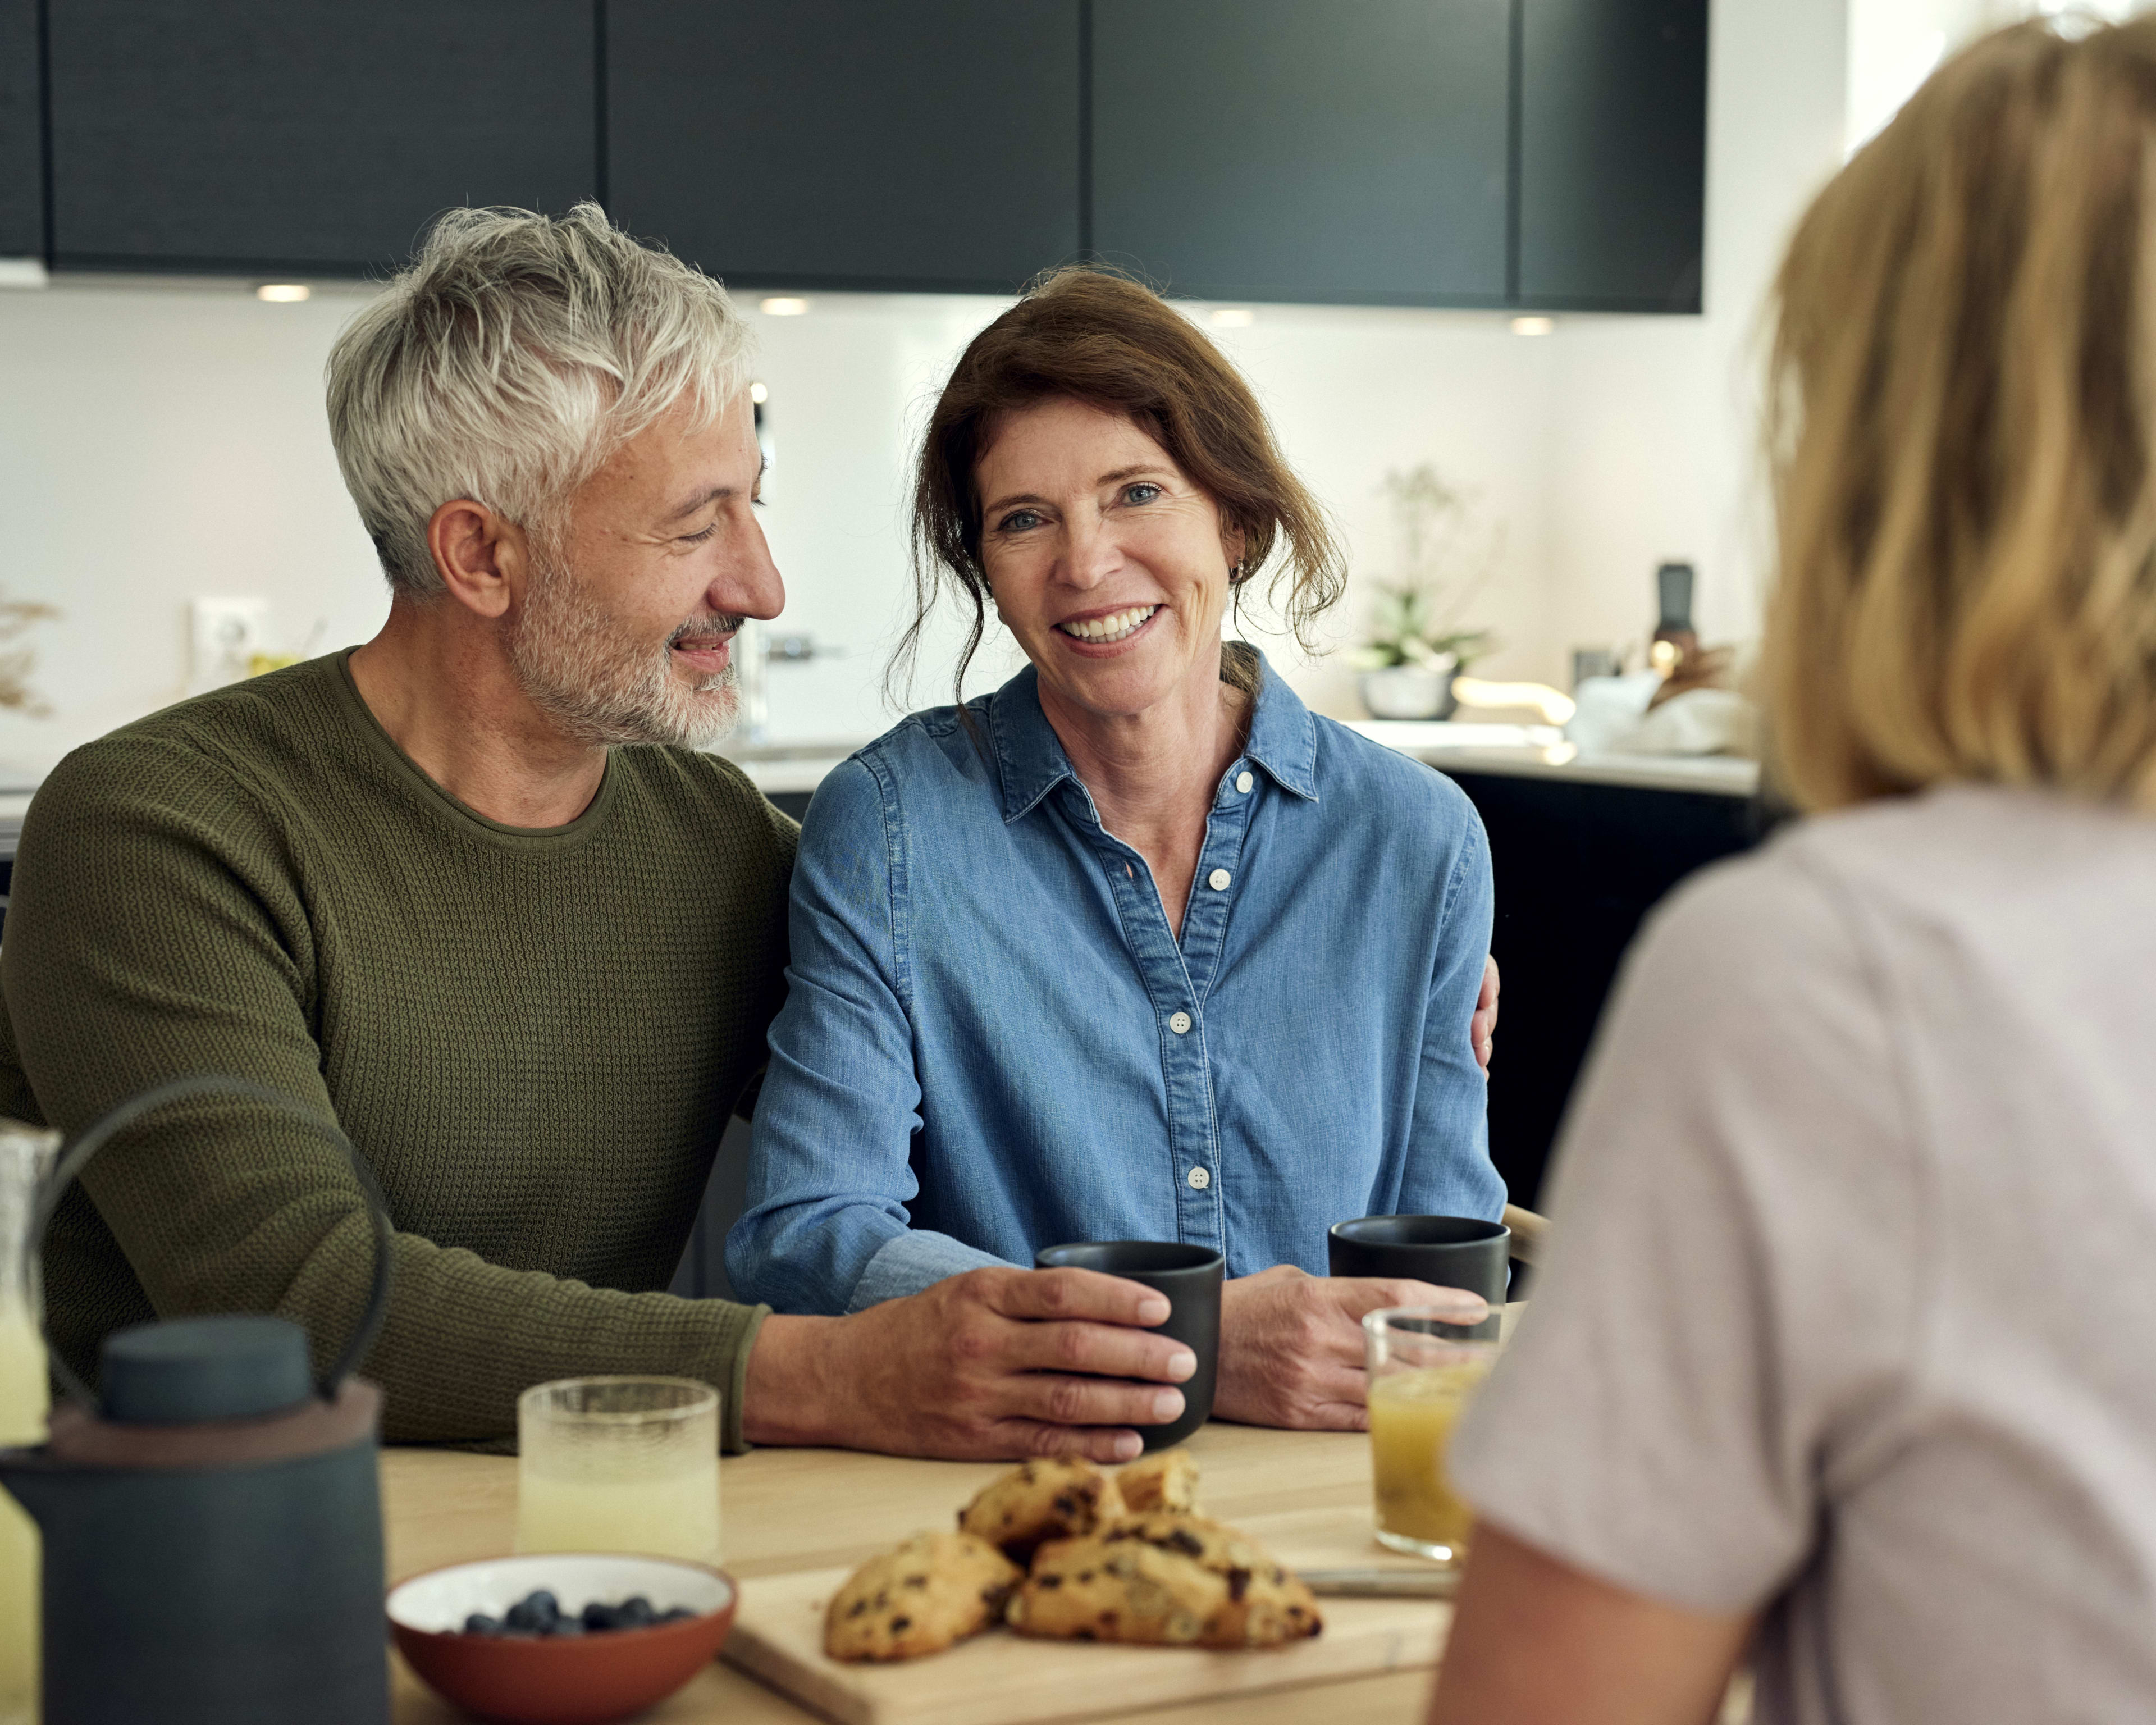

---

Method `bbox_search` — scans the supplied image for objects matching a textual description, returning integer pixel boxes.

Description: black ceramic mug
[1327,1215,1509,1339]
[1033,1241,1223,1449]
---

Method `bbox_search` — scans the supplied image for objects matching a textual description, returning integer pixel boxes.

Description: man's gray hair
[328,203,751,599]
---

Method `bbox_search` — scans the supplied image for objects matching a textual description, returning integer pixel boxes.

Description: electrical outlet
[189,598,270,692]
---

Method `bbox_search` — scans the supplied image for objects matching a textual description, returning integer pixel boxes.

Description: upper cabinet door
[1518,0,1707,311]
[0,0,40,258]
[46,0,595,273]
[1090,0,1509,307]
[607,1,1081,294]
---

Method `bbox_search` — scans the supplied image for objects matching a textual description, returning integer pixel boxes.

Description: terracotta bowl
[387,1553,736,1725]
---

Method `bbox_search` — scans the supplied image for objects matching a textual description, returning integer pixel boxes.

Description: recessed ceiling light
[1509,315,1555,336]
[749,381,769,404]
[255,283,310,303]
[1209,307,1257,328]
[759,296,810,317]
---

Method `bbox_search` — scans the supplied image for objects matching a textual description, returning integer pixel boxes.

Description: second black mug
[1327,1214,1510,1339]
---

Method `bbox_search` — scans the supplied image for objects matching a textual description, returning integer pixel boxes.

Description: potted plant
[1351,466,1498,720]
[0,592,58,717]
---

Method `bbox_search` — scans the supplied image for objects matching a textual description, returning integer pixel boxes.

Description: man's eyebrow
[981,465,1173,519]
[661,459,767,525]
[661,485,731,524]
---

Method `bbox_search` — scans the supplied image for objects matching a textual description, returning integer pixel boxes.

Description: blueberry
[543,1616,585,1637]
[618,1596,656,1628]
[463,1613,503,1636]
[581,1601,619,1631]
[504,1589,559,1632]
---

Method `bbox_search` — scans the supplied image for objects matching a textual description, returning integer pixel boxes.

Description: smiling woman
[730,269,1506,1443]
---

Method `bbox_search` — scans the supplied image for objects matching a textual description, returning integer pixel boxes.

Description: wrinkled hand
[743,1267,1196,1463]
[1213,1265,1488,1431]
[1473,954,1500,1073]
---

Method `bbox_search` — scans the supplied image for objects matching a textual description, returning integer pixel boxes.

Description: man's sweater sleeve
[4,736,768,1450]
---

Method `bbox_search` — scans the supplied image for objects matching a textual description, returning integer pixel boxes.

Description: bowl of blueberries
[386,1552,737,1724]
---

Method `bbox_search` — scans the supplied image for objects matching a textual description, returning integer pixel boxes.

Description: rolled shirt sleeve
[727,759,1019,1313]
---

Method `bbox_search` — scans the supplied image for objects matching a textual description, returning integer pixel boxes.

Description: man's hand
[1473,954,1500,1073]
[1212,1265,1488,1430]
[742,1266,1196,1462]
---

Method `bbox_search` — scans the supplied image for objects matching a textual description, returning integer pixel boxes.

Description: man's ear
[426,499,530,620]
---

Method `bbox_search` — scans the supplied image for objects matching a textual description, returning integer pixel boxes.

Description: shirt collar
[988,649,1319,825]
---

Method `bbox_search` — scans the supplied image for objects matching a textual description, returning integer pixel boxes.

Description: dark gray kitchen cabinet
[45,0,595,273]
[1518,0,1707,311]
[0,0,39,257]
[1089,0,1510,307]
[606,1,1082,294]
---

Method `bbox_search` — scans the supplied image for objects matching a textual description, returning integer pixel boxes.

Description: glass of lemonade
[516,1377,721,1566]
[0,1120,58,1725]
[1363,1307,1500,1564]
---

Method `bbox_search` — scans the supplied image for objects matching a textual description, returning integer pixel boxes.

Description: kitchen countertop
[0,793,31,860]
[719,726,1764,803]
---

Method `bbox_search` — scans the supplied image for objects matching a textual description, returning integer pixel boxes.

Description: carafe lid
[101,1315,313,1424]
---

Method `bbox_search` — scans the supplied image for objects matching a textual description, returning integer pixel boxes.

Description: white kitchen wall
[0,0,1882,779]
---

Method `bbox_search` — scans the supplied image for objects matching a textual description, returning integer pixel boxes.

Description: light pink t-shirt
[1451,783,2156,1725]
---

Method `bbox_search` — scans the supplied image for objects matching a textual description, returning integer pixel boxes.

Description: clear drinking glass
[0,1119,59,1725]
[1363,1307,1501,1564]
[515,1377,721,1566]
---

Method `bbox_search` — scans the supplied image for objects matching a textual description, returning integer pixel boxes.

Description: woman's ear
[1223,523,1249,581]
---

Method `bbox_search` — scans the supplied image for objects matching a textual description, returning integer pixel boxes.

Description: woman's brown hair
[895,267,1345,706]
[1765,16,2156,812]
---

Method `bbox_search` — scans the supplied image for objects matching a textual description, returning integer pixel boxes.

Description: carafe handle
[29,1075,394,1409]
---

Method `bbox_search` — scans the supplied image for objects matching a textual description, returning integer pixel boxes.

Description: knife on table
[1299,1566,1457,1599]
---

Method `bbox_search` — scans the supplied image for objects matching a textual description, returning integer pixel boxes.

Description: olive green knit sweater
[0,651,793,1450]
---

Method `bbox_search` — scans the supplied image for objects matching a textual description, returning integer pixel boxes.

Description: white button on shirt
[1168,1011,1193,1034]
[1187,1166,1211,1190]
[1235,771,1254,794]
[1208,868,1232,891]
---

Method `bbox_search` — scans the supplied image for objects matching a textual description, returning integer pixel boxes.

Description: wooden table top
[383,1420,1442,1725]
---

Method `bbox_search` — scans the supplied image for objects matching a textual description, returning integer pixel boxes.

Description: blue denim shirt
[727,653,1504,1315]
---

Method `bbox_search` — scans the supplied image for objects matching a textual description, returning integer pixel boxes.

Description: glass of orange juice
[1363,1307,1500,1564]
[516,1377,721,1566]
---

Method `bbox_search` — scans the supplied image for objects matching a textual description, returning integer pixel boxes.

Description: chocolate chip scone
[824,1531,1023,1663]
[1117,1448,1201,1515]
[956,1457,1129,1564]
[1008,1513,1322,1649]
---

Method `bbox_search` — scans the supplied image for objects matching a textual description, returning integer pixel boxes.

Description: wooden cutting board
[721,1507,1452,1725]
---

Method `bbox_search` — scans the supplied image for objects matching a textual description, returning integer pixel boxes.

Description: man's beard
[510,548,743,749]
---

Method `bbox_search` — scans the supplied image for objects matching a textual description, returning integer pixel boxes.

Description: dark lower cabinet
[1452,770,1770,1209]
[607,0,1082,294]
[47,0,596,273]
[1518,0,1708,310]
[0,0,39,257]
[1090,0,1510,305]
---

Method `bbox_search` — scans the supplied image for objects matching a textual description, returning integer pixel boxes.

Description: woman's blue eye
[1122,482,1162,505]
[1000,509,1043,532]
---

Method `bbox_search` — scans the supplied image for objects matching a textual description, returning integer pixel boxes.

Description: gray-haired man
[0,204,1193,1458]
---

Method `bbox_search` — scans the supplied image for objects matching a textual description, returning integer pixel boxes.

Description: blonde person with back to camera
[1429,17,2156,1724]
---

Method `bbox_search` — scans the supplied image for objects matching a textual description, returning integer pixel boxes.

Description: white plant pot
[1359,663,1458,720]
